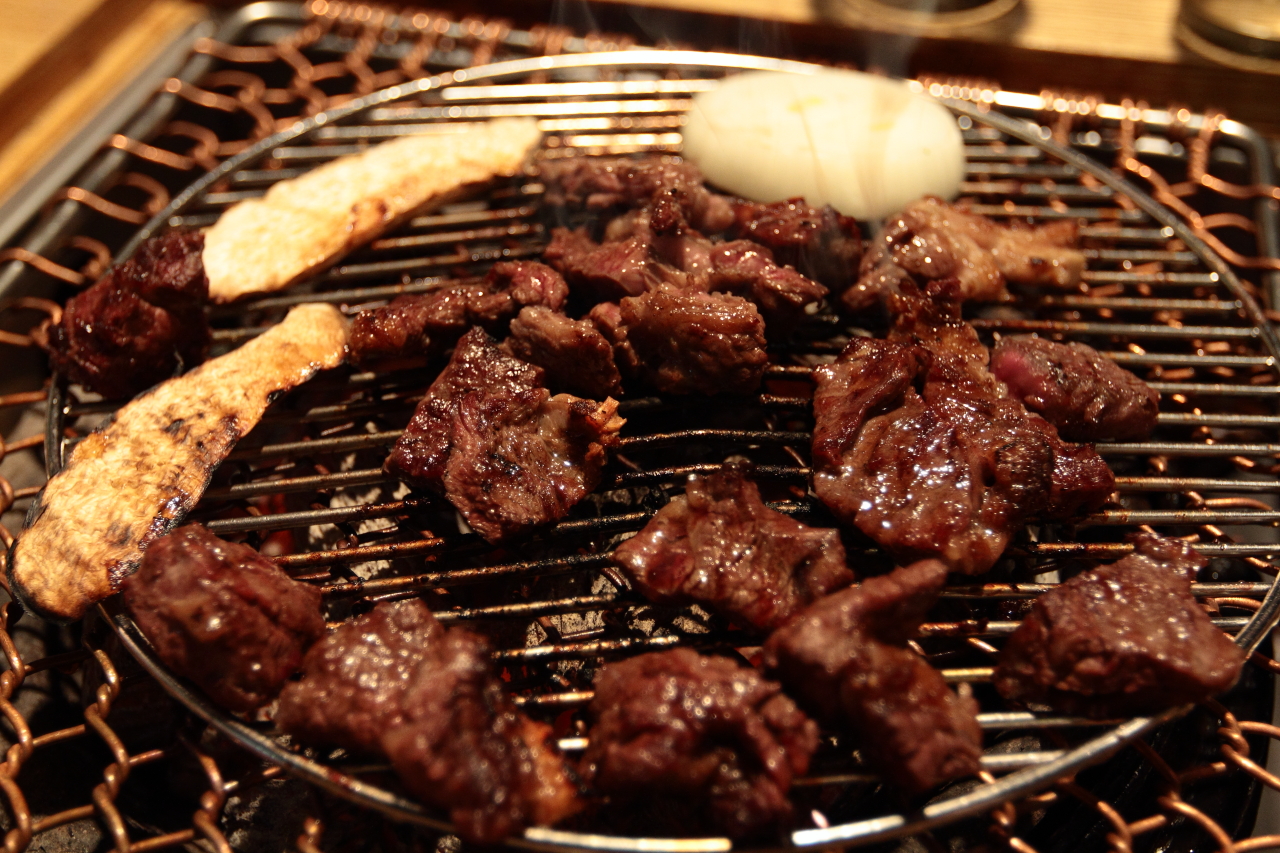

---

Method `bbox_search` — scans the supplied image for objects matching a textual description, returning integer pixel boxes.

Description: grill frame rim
[45,48,1280,851]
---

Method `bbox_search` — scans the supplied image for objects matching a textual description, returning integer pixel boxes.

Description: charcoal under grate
[39,50,1280,850]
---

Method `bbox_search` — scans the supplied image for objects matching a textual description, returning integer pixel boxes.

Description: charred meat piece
[732,198,863,291]
[581,648,819,839]
[384,628,582,843]
[36,230,210,399]
[503,305,624,398]
[991,335,1159,442]
[543,227,666,301]
[12,304,349,622]
[620,284,768,396]
[763,560,983,796]
[613,467,854,630]
[276,599,443,755]
[349,261,568,367]
[994,535,1246,718]
[122,524,324,713]
[384,328,624,542]
[549,202,827,333]
[707,240,827,334]
[812,283,1111,575]
[844,197,1085,313]
[540,156,734,233]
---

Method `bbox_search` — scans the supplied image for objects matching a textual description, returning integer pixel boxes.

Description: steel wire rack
[4,3,1280,852]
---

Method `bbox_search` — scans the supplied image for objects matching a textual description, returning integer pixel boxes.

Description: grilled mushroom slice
[8,303,350,621]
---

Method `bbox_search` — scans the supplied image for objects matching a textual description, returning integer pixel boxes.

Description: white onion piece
[682,69,965,221]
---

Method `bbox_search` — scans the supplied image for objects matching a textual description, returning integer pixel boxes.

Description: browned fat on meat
[8,304,349,621]
[202,118,541,302]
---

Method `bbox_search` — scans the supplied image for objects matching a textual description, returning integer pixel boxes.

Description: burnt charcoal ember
[707,240,827,334]
[993,535,1247,718]
[763,560,983,796]
[620,284,768,396]
[383,628,582,842]
[613,467,854,629]
[812,283,1111,574]
[504,305,624,398]
[276,599,443,754]
[991,335,1160,441]
[349,261,568,367]
[121,523,323,713]
[540,156,734,233]
[37,230,210,398]
[385,327,624,542]
[844,197,1085,313]
[581,648,819,838]
[732,198,863,290]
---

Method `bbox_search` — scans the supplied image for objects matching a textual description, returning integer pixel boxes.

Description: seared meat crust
[122,524,324,713]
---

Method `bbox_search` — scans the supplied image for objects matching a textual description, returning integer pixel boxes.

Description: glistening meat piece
[539,156,734,233]
[763,559,983,796]
[993,535,1246,718]
[991,335,1160,441]
[203,117,541,302]
[36,230,210,399]
[581,648,819,839]
[276,599,443,755]
[503,305,623,398]
[122,524,324,713]
[10,303,349,621]
[547,197,829,333]
[706,240,828,334]
[844,196,1085,312]
[384,328,624,542]
[732,198,863,291]
[383,628,582,842]
[620,284,768,396]
[349,260,569,367]
[613,466,854,629]
[812,283,1111,574]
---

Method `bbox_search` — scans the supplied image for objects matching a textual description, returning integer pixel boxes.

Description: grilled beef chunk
[548,199,827,332]
[540,156,734,233]
[994,535,1246,718]
[383,628,583,843]
[582,648,819,838]
[732,198,863,290]
[37,230,210,399]
[706,241,827,334]
[812,283,1112,575]
[763,559,983,796]
[544,227,664,301]
[122,523,323,713]
[613,467,854,630]
[276,600,443,754]
[620,284,768,396]
[503,305,624,398]
[844,197,1085,313]
[991,335,1159,442]
[349,261,569,367]
[385,327,624,542]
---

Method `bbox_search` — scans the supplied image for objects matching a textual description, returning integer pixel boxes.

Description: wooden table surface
[0,0,1274,210]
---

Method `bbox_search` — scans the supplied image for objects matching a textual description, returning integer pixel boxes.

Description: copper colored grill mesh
[2,2,1280,851]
